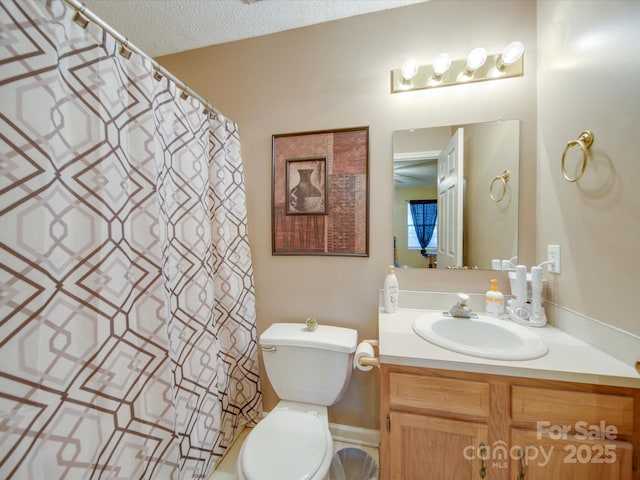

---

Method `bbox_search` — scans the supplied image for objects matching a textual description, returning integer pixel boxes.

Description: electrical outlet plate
[547,245,561,273]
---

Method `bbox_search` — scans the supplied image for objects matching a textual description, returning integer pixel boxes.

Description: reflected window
[407,200,437,252]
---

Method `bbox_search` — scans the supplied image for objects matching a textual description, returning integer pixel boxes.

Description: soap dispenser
[485,278,504,318]
[383,265,399,313]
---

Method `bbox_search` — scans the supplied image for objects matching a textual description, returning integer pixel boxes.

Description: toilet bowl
[236,323,358,480]
[236,402,332,480]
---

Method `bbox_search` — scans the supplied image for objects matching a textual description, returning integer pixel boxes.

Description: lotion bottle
[485,278,504,318]
[383,265,399,313]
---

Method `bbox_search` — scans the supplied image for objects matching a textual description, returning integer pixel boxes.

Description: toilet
[237,322,358,480]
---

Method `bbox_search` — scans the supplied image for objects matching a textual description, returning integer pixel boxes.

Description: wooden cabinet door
[389,411,488,480]
[511,428,633,480]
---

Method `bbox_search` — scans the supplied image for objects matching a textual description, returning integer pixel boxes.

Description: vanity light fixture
[432,53,452,80]
[401,58,419,80]
[497,41,524,71]
[391,42,524,93]
[463,47,487,77]
[398,58,420,90]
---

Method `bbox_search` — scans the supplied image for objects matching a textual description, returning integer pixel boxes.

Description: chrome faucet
[448,293,476,318]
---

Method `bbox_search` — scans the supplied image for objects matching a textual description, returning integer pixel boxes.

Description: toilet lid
[242,409,328,480]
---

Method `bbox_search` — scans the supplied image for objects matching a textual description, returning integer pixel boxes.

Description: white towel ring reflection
[561,130,594,182]
[489,170,510,202]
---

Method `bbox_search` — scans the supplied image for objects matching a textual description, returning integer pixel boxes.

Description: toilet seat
[239,409,331,480]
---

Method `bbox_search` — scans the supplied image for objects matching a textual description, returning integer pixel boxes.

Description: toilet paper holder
[357,339,380,369]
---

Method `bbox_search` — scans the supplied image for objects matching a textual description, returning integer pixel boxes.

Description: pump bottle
[383,265,399,313]
[485,278,504,318]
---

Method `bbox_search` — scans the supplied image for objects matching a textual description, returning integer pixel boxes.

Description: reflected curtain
[0,1,261,478]
[409,200,437,255]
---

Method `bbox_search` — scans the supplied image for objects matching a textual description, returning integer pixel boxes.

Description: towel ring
[489,170,510,202]
[561,130,594,182]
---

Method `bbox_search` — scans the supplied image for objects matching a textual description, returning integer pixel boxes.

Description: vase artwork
[286,159,326,214]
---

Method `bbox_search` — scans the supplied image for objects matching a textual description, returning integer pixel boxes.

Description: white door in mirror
[436,128,464,268]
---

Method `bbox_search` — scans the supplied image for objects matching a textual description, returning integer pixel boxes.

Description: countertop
[379,308,640,388]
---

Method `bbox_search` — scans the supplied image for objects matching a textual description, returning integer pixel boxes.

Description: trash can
[329,447,378,480]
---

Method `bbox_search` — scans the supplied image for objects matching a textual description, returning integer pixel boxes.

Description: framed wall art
[272,126,369,256]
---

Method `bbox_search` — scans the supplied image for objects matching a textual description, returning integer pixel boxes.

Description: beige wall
[158,0,538,429]
[536,0,640,336]
[393,126,451,155]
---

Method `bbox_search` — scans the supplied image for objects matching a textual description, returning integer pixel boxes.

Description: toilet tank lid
[260,323,357,353]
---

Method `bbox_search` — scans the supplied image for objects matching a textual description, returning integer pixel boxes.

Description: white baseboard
[329,422,380,448]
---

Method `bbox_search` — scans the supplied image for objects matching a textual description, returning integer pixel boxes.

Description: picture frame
[272,126,369,256]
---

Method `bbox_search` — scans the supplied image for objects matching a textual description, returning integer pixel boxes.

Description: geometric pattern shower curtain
[0,1,261,478]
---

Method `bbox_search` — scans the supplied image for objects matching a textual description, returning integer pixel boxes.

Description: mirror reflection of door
[437,128,464,269]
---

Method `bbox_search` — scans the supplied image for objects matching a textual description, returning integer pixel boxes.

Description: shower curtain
[0,1,261,478]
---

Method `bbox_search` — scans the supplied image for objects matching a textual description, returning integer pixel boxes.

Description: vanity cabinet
[380,365,640,480]
[387,373,491,479]
[389,412,488,479]
[509,428,633,479]
[509,385,635,480]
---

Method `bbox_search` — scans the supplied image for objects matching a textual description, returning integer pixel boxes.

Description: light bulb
[432,53,452,77]
[466,47,487,72]
[401,58,419,81]
[497,41,524,70]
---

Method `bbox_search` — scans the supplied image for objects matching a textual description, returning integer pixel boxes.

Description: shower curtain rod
[64,0,228,120]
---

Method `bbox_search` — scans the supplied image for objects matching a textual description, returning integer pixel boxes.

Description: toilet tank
[260,323,358,406]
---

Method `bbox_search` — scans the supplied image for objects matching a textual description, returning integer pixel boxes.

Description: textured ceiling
[81,0,429,58]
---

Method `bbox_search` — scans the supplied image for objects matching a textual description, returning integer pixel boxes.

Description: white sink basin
[412,312,548,360]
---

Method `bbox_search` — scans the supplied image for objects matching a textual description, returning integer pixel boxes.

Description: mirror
[393,120,519,270]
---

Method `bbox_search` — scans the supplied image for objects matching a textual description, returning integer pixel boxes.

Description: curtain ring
[73,4,89,29]
[119,38,132,59]
[561,130,594,182]
[489,170,510,202]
